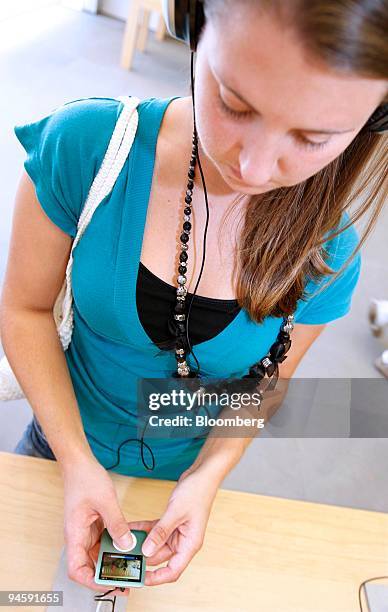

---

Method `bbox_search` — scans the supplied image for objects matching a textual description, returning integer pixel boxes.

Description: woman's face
[192,7,387,196]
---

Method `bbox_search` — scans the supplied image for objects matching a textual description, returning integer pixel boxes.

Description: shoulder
[14,96,127,171]
[315,209,362,295]
[16,96,125,134]
[36,96,125,150]
[13,96,130,238]
[295,211,362,324]
[322,210,361,270]
[46,96,124,122]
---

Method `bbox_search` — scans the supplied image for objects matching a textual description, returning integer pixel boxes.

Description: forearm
[186,435,251,487]
[0,308,95,470]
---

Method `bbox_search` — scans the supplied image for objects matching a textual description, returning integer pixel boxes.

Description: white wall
[83,0,99,11]
[60,0,98,9]
[60,0,83,9]
[99,0,159,30]
[1,0,59,21]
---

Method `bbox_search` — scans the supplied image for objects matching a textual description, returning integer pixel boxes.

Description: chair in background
[121,0,167,71]
[368,298,388,378]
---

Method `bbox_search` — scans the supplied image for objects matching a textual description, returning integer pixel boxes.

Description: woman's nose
[239,131,281,187]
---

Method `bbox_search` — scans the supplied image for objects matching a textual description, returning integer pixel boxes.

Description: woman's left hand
[127,466,218,586]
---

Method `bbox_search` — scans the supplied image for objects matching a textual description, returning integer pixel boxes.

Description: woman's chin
[226,175,278,194]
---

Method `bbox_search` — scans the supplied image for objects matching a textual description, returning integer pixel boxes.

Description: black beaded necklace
[167,125,295,396]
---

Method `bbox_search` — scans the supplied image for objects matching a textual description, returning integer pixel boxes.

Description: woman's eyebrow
[214,68,356,135]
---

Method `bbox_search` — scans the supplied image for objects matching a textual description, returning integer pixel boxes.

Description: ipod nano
[94,528,147,588]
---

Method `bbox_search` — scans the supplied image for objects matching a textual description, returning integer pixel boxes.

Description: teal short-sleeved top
[14,95,362,480]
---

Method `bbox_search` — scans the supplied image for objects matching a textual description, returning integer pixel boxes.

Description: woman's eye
[296,136,329,150]
[217,93,252,120]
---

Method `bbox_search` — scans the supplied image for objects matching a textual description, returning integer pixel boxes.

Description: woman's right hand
[61,457,134,597]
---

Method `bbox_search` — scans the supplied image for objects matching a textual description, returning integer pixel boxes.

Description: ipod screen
[99,552,143,582]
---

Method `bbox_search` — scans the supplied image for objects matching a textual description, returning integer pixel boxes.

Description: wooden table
[1,451,387,611]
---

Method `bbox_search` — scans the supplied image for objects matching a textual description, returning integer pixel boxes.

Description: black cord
[104,416,155,471]
[184,49,210,377]
[94,586,126,611]
[104,372,216,473]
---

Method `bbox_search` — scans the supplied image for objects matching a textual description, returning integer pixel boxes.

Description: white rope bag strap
[0,95,140,401]
[57,95,141,350]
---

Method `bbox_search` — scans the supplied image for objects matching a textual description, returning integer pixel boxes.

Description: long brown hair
[201,0,388,324]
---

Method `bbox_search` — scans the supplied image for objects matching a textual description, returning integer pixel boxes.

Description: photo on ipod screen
[99,552,143,582]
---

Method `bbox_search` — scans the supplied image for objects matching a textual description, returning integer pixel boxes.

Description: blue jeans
[13,414,57,461]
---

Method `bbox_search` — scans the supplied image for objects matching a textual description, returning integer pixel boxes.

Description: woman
[1,0,387,599]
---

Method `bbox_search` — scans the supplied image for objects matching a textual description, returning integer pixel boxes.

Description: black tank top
[136,261,242,349]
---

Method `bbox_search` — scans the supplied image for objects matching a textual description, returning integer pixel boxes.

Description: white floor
[0,4,387,511]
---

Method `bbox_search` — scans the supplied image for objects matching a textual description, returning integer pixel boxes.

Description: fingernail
[142,540,155,557]
[120,532,134,548]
